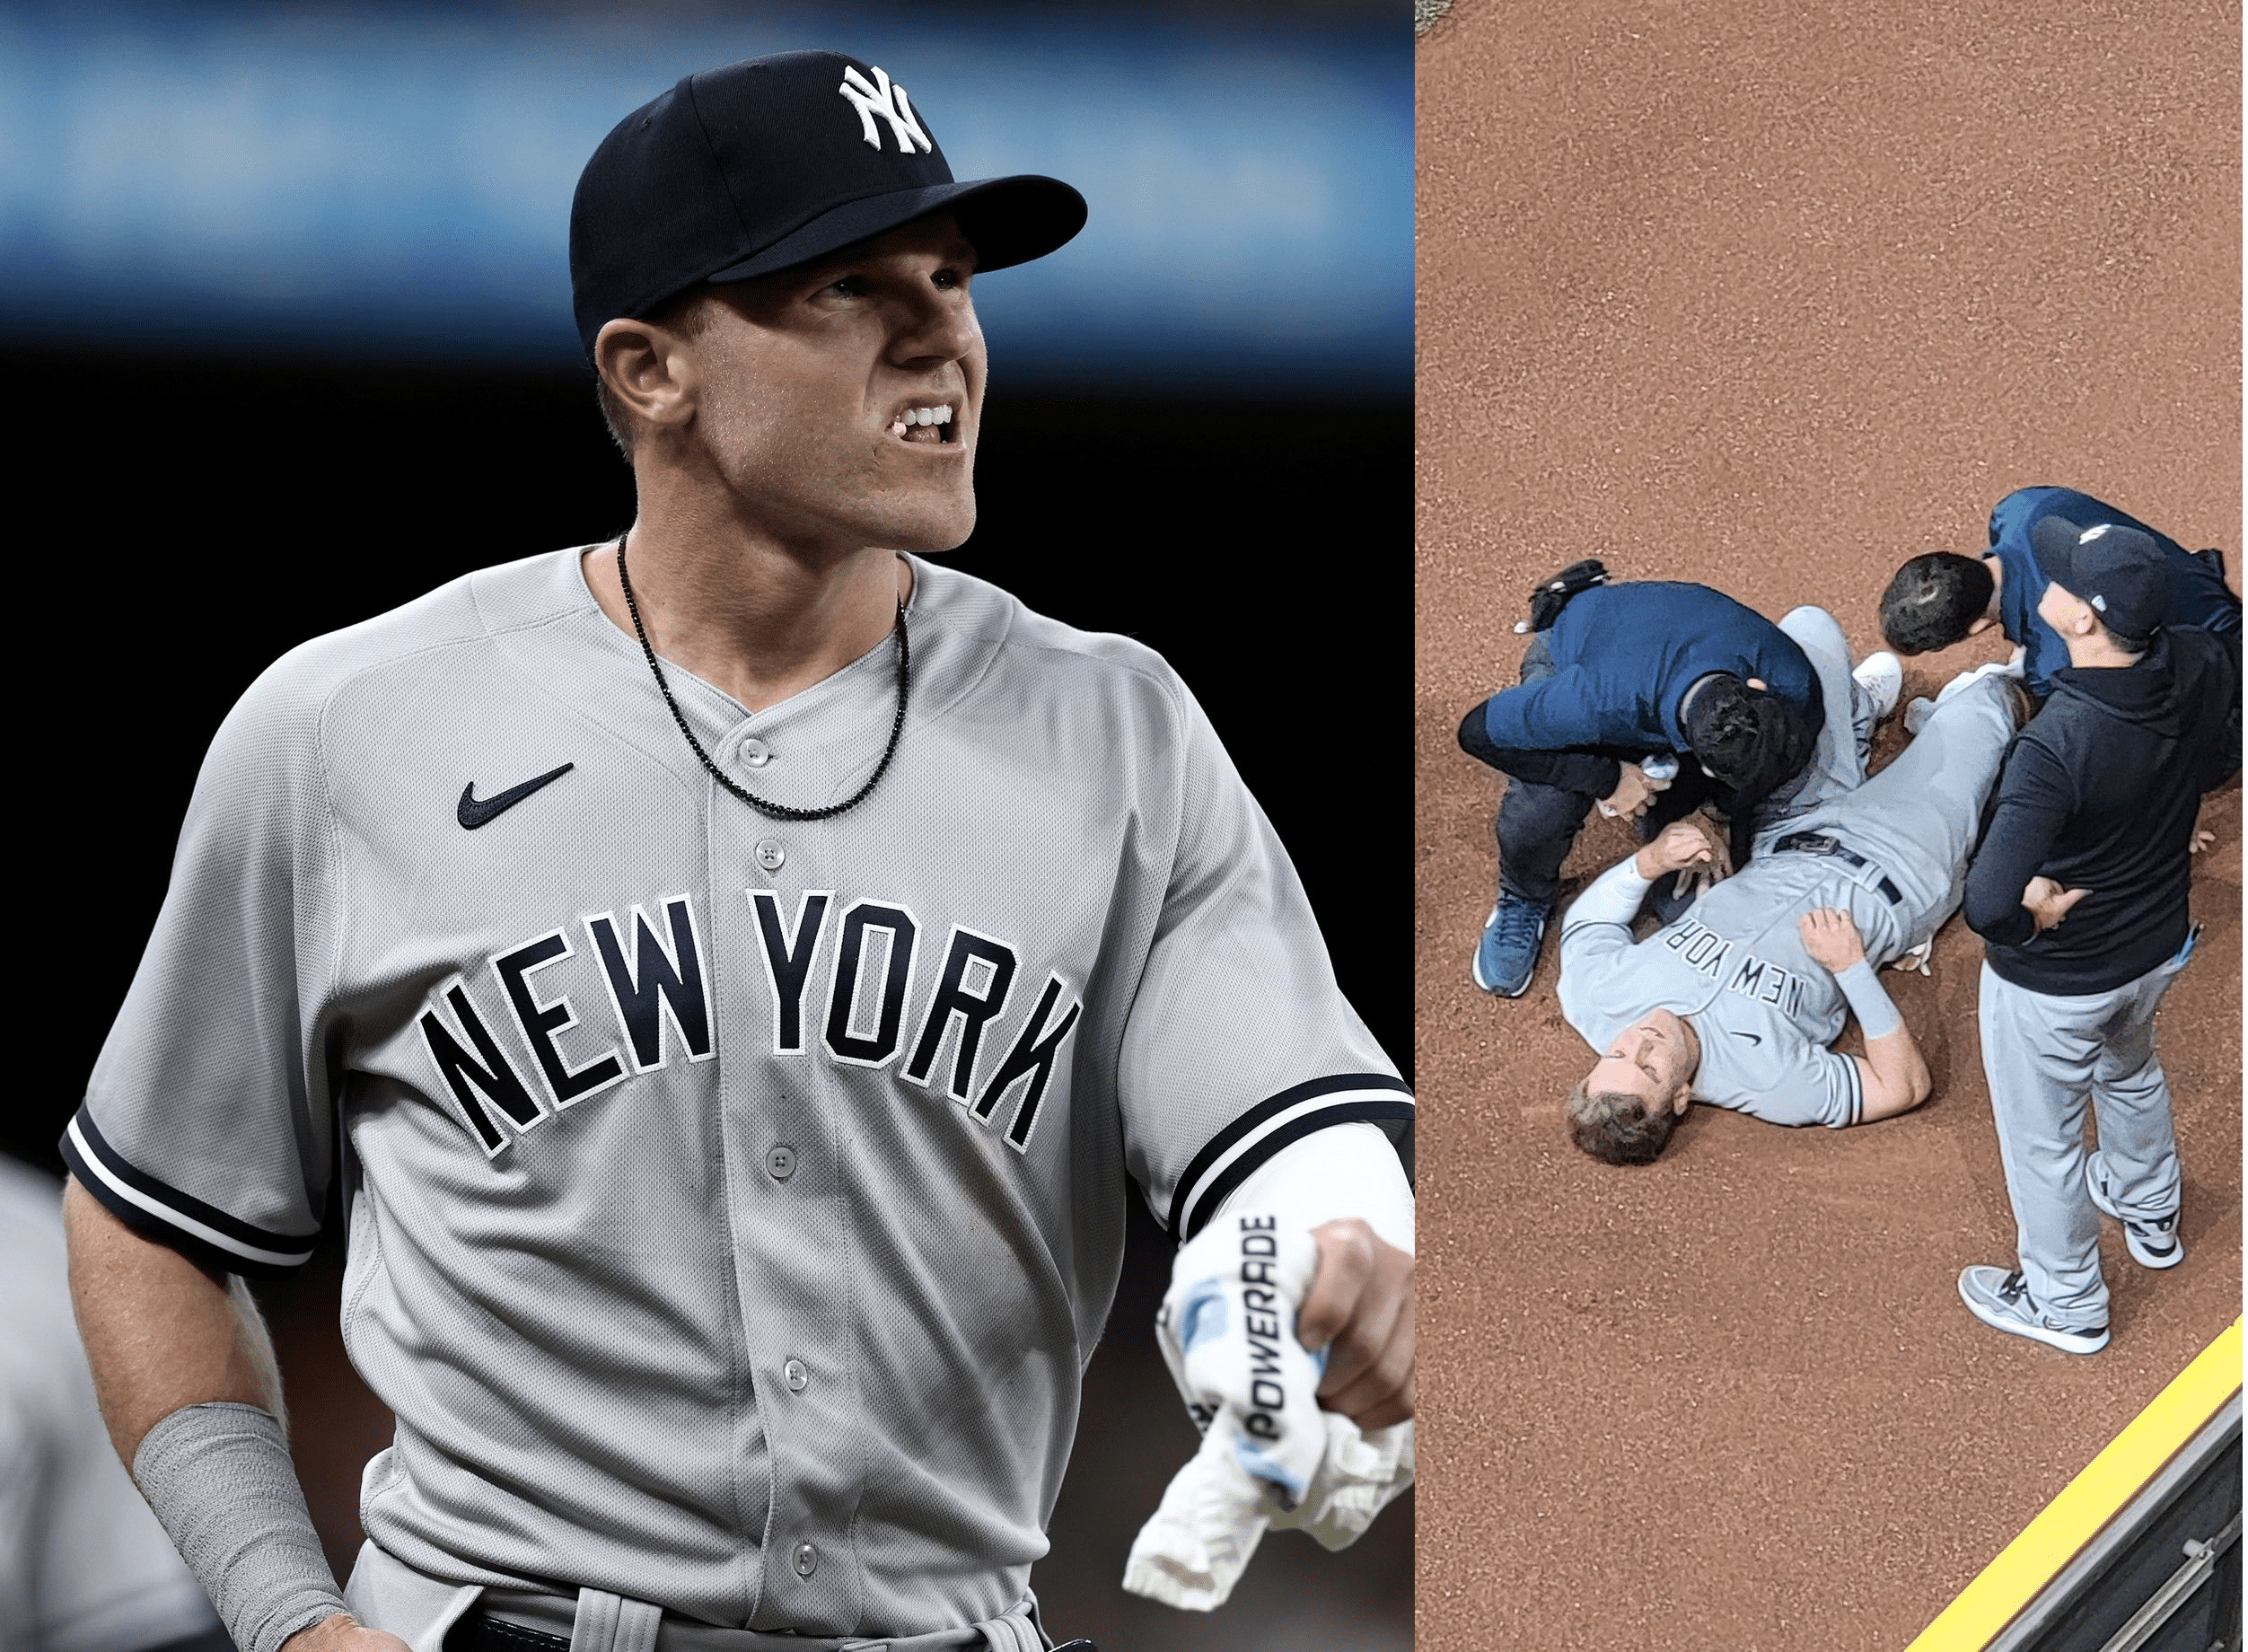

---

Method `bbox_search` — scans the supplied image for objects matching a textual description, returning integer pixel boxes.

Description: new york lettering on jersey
[417,889,1083,1158]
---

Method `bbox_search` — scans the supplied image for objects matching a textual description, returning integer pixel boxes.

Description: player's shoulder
[206,548,596,786]
[234,549,592,717]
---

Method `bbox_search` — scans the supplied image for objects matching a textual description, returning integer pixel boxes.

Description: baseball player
[1954,520,2238,1355]
[1459,574,1901,998]
[1555,611,2026,1164]
[1879,485,2243,706]
[59,50,1415,1652]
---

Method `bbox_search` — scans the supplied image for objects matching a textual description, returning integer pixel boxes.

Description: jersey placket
[706,703,869,1632]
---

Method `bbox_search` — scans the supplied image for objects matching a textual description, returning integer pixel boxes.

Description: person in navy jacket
[1880,487,2241,706]
[1457,576,1899,999]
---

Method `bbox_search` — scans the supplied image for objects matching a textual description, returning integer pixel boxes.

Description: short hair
[593,287,718,461]
[1680,677,1813,869]
[1881,552,1995,655]
[1566,1079,1678,1164]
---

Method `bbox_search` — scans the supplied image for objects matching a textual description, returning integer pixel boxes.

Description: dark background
[12,347,1410,1648]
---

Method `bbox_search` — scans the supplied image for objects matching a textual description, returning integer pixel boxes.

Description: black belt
[448,1616,568,1652]
[1772,832,1902,905]
[446,1612,1096,1652]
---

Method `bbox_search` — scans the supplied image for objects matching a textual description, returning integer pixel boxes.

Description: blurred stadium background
[6,3,1409,1649]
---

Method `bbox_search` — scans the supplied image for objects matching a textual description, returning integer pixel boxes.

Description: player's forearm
[1564,853,1655,932]
[63,1176,283,1465]
[65,1181,356,1652]
[1833,960,1930,1120]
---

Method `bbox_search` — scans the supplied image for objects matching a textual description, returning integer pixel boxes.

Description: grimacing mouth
[889,400,959,444]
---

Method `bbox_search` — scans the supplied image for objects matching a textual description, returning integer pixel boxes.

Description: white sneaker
[1850,651,1903,721]
[1906,659,2022,734]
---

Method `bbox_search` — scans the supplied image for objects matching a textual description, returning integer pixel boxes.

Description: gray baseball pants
[1757,650,2017,967]
[1976,945,2191,1331]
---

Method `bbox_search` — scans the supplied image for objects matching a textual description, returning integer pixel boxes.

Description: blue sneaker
[1472,893,1550,997]
[1957,1266,2108,1355]
[2086,1154,2182,1270]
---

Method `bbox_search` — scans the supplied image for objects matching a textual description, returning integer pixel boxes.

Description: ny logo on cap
[839,65,933,155]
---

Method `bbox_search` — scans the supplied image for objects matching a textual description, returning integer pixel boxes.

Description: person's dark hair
[1566,1080,1677,1164]
[1880,552,1995,655]
[1680,677,1813,869]
[593,288,718,461]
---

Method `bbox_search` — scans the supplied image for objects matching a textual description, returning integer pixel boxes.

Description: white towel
[1122,1213,1414,1610]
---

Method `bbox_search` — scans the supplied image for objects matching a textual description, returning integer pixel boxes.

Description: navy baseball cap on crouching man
[2031,514,2172,646]
[569,49,1088,360]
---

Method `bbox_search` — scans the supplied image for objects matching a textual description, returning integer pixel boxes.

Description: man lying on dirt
[1557,668,2025,1164]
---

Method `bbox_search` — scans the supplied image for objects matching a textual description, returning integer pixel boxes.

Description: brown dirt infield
[1414,3,2241,1648]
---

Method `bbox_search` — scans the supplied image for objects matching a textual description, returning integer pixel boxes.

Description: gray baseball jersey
[1559,672,2018,1125]
[63,549,1410,1636]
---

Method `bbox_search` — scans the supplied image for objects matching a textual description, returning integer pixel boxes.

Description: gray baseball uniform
[62,548,1411,1636]
[1559,669,2018,1125]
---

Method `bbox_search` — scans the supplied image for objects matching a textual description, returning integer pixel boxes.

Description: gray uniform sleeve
[1696,1032,1865,1129]
[1117,679,1409,1244]
[63,656,341,1279]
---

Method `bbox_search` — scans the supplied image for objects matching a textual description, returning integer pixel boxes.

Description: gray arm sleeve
[131,1402,347,1652]
[1832,958,1903,1041]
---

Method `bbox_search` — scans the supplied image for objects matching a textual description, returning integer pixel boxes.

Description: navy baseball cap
[569,49,1088,359]
[2031,514,2171,646]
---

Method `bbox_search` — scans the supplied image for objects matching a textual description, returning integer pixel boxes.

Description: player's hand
[1634,819,1721,881]
[2190,827,2217,855]
[1597,764,1662,820]
[1798,907,1866,971]
[1297,1218,1413,1432]
[281,1614,412,1652]
[2023,876,2089,932]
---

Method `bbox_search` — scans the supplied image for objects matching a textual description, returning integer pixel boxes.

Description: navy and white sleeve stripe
[61,1106,319,1279]
[1167,1073,1415,1243]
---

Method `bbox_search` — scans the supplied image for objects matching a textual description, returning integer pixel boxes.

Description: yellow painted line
[1906,1318,2243,1652]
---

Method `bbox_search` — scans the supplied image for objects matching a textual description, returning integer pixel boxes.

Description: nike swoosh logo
[1731,1030,1762,1046]
[458,763,575,830]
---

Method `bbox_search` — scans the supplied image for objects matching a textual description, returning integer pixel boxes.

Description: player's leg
[2085,941,2191,1268]
[1780,672,2016,955]
[1972,963,2111,1337]
[1758,606,1868,830]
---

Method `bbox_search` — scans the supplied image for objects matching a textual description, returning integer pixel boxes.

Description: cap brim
[702,174,1087,286]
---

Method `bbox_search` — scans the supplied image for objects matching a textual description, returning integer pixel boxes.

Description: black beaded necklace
[613,531,909,822]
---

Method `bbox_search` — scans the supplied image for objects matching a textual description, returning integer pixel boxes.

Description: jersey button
[784,1358,809,1393]
[766,1146,796,1182]
[793,1542,818,1578]
[739,738,771,769]
[755,838,786,872]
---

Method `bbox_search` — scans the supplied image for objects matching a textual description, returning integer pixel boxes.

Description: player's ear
[594,314,699,443]
[1667,1082,1692,1117]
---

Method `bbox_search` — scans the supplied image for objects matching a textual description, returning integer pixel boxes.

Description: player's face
[688,215,986,557]
[1584,1010,1696,1115]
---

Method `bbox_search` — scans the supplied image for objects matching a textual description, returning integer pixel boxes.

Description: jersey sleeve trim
[60,1108,318,1279]
[1168,1074,1415,1243]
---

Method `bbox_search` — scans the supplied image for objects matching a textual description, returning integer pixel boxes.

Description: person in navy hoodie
[1457,573,1901,998]
[1955,518,2240,1355]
